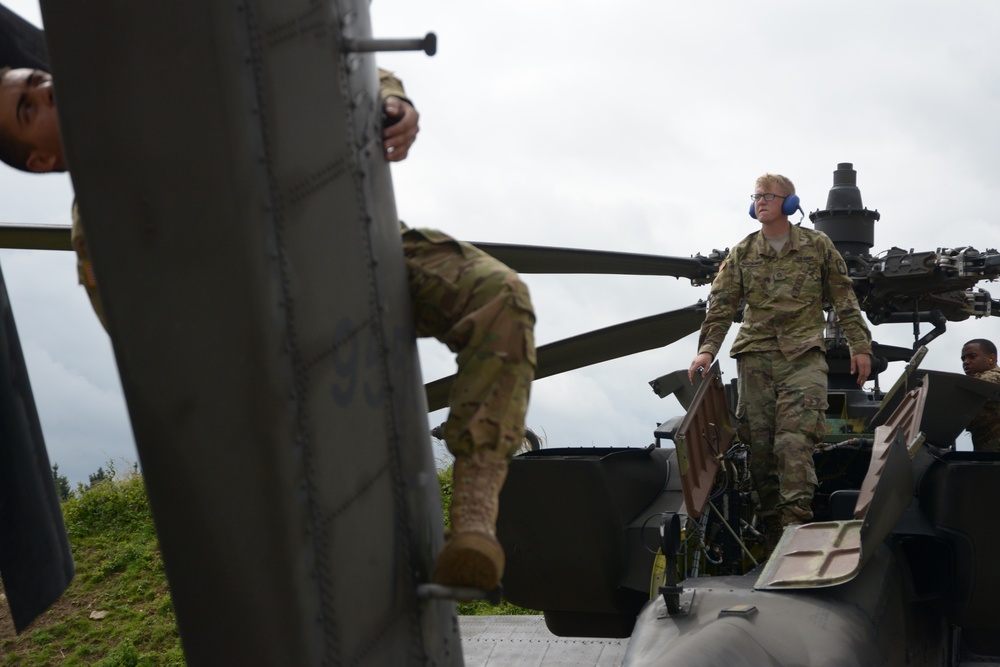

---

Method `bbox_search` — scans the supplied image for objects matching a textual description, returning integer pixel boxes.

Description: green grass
[0,465,532,663]
[0,470,183,665]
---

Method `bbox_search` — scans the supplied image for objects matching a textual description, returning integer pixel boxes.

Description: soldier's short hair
[755,173,795,196]
[0,66,33,172]
[965,339,998,357]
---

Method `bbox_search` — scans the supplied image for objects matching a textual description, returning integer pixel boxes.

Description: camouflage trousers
[403,227,536,461]
[736,348,827,528]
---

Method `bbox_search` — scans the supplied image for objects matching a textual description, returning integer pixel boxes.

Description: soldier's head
[961,339,997,376]
[0,67,66,173]
[755,173,795,197]
[752,173,796,224]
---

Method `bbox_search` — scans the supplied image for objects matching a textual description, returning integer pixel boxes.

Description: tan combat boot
[432,452,508,591]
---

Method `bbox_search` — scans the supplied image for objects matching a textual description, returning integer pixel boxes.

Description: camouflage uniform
[403,227,536,459]
[71,71,537,465]
[377,68,408,107]
[697,225,872,528]
[71,201,106,329]
[969,365,1000,452]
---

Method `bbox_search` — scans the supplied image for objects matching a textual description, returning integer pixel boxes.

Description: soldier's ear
[26,148,59,173]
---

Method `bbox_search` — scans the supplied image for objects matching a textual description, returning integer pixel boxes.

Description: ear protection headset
[749,193,800,219]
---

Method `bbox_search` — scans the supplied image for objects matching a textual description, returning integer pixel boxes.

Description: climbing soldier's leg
[403,227,536,591]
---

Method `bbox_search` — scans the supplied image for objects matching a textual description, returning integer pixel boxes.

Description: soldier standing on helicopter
[0,65,535,595]
[688,173,872,551]
[961,338,1000,452]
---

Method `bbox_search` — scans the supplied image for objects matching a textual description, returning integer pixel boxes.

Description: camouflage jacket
[698,225,872,361]
[969,365,1000,452]
[378,69,410,106]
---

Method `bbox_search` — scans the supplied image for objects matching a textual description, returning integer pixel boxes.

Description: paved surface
[459,616,628,666]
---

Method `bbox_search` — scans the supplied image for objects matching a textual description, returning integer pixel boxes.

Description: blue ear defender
[782,193,800,215]
[748,193,801,219]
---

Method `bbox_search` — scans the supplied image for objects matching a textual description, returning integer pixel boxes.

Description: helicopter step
[416,583,503,605]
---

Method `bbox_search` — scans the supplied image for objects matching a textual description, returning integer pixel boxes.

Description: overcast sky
[1,0,999,485]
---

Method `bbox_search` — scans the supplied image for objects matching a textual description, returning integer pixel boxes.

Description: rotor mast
[809,162,880,260]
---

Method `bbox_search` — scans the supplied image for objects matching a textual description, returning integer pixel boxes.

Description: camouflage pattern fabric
[737,349,826,527]
[697,224,872,527]
[403,227,536,460]
[378,69,410,106]
[698,225,872,361]
[71,200,107,330]
[969,365,1000,452]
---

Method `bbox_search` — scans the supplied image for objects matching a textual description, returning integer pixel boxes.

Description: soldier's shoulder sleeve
[697,237,746,357]
[69,200,109,332]
[804,226,831,243]
[378,68,413,106]
[980,367,1000,385]
[814,229,851,282]
[714,236,751,289]
[799,226,832,256]
[404,227,455,244]
[736,231,759,250]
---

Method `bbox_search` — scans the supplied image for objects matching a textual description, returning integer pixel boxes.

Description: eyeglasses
[750,193,787,202]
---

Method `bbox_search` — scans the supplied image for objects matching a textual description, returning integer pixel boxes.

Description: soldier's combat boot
[432,452,508,592]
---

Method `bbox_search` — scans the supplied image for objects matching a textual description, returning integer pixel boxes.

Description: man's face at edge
[962,343,996,376]
[0,68,65,172]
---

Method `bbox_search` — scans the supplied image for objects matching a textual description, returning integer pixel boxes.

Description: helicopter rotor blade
[0,223,72,251]
[424,302,706,413]
[0,263,75,633]
[469,242,719,281]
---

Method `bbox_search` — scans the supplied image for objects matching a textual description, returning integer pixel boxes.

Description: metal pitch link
[955,247,986,278]
[344,33,437,55]
[961,248,984,277]
[935,248,960,275]
[966,288,993,317]
[962,247,1000,279]
[936,246,1000,279]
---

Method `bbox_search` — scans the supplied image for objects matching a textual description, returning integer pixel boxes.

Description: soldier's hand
[851,353,871,387]
[688,352,714,385]
[382,96,419,162]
